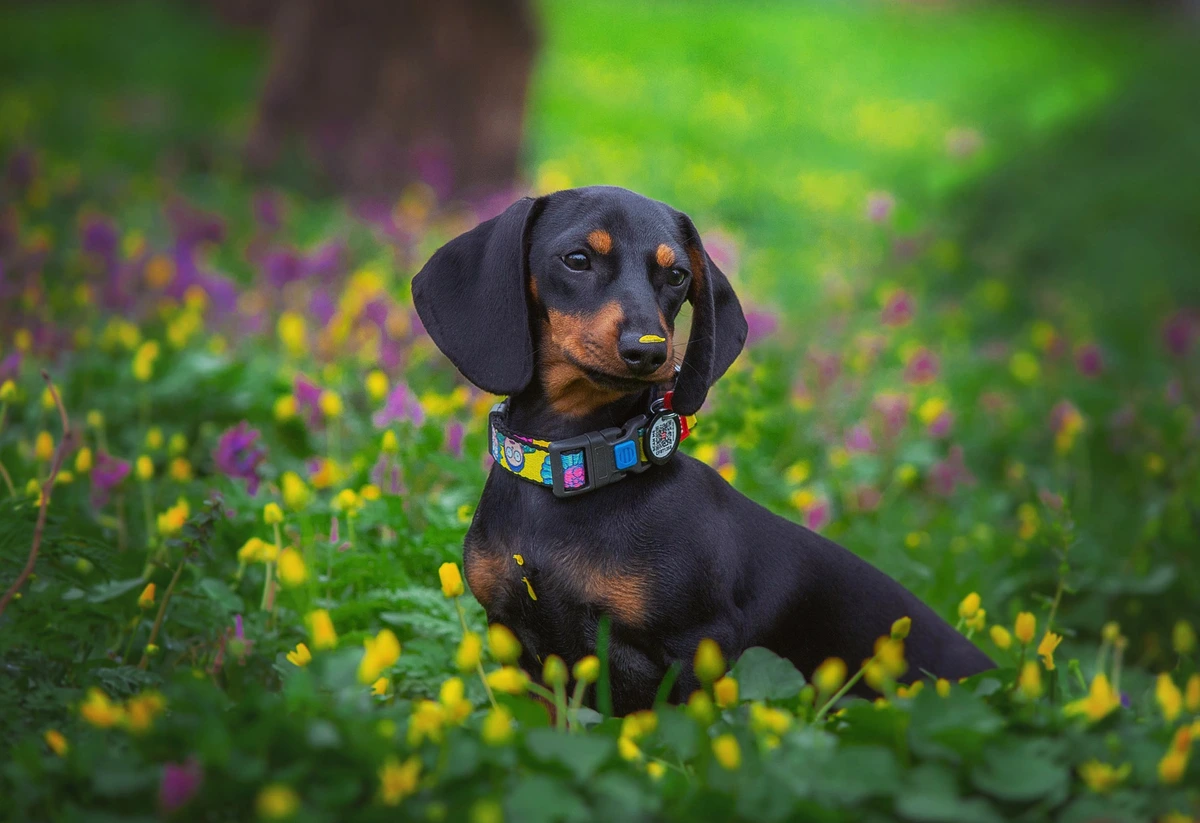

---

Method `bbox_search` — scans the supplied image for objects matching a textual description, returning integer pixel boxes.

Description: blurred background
[1,0,1198,659]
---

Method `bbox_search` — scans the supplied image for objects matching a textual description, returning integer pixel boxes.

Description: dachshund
[412,185,994,715]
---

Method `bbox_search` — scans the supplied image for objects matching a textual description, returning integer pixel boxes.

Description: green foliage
[0,1,1198,821]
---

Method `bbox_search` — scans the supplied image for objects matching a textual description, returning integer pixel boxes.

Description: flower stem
[454,597,498,711]
[138,558,187,669]
[815,662,871,721]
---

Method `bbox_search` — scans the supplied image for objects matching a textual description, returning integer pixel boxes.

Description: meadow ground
[0,1,1198,821]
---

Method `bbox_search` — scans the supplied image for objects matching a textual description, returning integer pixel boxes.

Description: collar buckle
[548,414,648,498]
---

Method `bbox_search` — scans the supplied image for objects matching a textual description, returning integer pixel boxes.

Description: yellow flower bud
[455,631,482,673]
[256,784,300,820]
[1015,612,1037,645]
[687,689,715,725]
[438,562,464,598]
[714,676,739,708]
[136,455,153,481]
[1018,661,1042,700]
[277,548,307,587]
[488,624,522,664]
[43,730,68,757]
[1038,632,1062,671]
[0,380,16,402]
[813,657,847,695]
[958,592,981,620]
[381,430,399,454]
[543,655,568,687]
[137,583,156,610]
[693,638,725,685]
[318,390,343,419]
[365,370,389,401]
[145,427,163,450]
[573,655,600,684]
[35,431,54,461]
[274,394,297,422]
[481,705,514,745]
[73,446,93,474]
[358,629,402,684]
[891,616,912,640]
[486,665,529,695]
[263,502,284,525]
[712,734,741,770]
[936,678,951,698]
[1173,620,1197,655]
[989,625,1012,650]
[281,472,310,510]
[306,609,338,650]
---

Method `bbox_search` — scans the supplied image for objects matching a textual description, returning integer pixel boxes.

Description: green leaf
[197,577,242,614]
[86,578,145,603]
[894,764,1004,823]
[656,708,699,760]
[970,739,1068,803]
[730,647,806,701]
[525,729,615,782]
[504,775,590,823]
[908,686,1002,758]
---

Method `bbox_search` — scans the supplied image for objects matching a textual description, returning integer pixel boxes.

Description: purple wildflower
[293,374,323,427]
[855,485,882,513]
[929,445,975,497]
[445,421,465,458]
[213,422,267,495]
[0,351,20,382]
[1075,343,1104,378]
[872,393,911,440]
[845,423,875,454]
[253,190,284,232]
[866,191,895,223]
[904,348,939,385]
[91,452,130,507]
[159,757,203,815]
[262,247,304,288]
[881,290,914,327]
[80,214,118,259]
[371,453,405,495]
[1162,310,1196,357]
[804,496,832,532]
[743,309,778,347]
[927,410,954,439]
[303,240,343,281]
[373,382,425,428]
[6,148,36,192]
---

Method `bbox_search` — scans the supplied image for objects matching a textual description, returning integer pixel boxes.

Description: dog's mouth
[563,351,665,391]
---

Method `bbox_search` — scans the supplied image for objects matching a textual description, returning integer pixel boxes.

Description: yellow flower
[168,433,187,455]
[256,784,300,820]
[281,472,310,510]
[263,503,283,525]
[168,457,193,482]
[1015,612,1037,645]
[74,447,93,474]
[35,431,54,462]
[990,625,1012,650]
[543,655,568,687]
[157,499,189,537]
[277,312,307,357]
[365,370,389,401]
[408,699,446,747]
[1158,750,1188,785]
[1145,453,1165,475]
[1065,674,1120,723]
[1038,632,1062,670]
[378,755,421,806]
[439,676,472,724]
[897,681,924,699]
[80,688,124,728]
[712,734,741,770]
[360,484,381,501]
[1078,760,1130,794]
[487,624,521,664]
[145,427,163,450]
[486,666,529,695]
[1174,620,1197,655]
[276,548,307,587]
[875,637,907,679]
[573,655,600,684]
[318,390,343,419]
[714,676,739,708]
[439,562,464,598]
[918,397,947,426]
[132,340,160,382]
[44,729,68,756]
[936,678,951,698]
[1102,622,1121,642]
[137,583,156,610]
[647,761,666,780]
[123,691,166,733]
[371,677,391,697]
[966,609,987,633]
[687,690,715,725]
[285,642,312,667]
[1186,674,1200,713]
[694,638,725,684]
[310,456,340,489]
[1157,673,1184,724]
[238,537,267,563]
[1009,350,1040,383]
[456,631,482,673]
[750,703,792,736]
[273,394,297,422]
[785,460,811,484]
[0,379,16,402]
[813,657,847,694]
[618,735,642,761]
[306,609,338,650]
[891,616,912,640]
[958,592,981,620]
[358,629,402,684]
[381,430,399,454]
[136,455,153,481]
[482,705,515,746]
[1018,661,1043,701]
[622,710,658,739]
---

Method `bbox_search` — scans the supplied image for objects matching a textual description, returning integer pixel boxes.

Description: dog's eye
[667,268,689,287]
[562,252,591,271]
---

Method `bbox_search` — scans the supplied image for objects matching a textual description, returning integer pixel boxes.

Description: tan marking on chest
[464,550,508,611]
[560,554,651,628]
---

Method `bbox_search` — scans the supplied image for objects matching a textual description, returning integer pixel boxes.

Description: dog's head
[412,186,747,416]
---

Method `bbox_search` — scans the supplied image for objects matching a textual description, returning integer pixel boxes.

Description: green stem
[139,480,156,578]
[568,680,589,732]
[138,558,186,669]
[815,664,871,721]
[0,459,15,498]
[454,597,498,711]
[552,681,567,731]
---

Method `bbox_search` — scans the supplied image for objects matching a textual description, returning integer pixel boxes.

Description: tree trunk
[242,0,537,201]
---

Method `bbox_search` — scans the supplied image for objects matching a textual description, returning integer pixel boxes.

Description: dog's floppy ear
[412,197,543,396]
[671,212,748,416]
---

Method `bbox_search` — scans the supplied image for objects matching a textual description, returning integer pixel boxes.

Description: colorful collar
[488,392,694,498]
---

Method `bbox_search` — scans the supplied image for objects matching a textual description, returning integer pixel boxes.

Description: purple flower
[253,190,283,231]
[159,757,203,815]
[744,310,778,347]
[371,454,404,495]
[929,445,975,497]
[0,351,20,382]
[6,148,36,192]
[166,198,225,250]
[445,421,465,458]
[855,485,882,513]
[91,452,130,507]
[80,214,118,259]
[845,423,875,453]
[904,348,939,385]
[1162,310,1196,357]
[373,382,424,429]
[213,422,266,495]
[866,191,895,223]
[926,410,954,439]
[293,374,323,427]
[804,496,832,532]
[881,290,914,327]
[1075,343,1104,378]
[872,393,911,439]
[303,241,344,282]
[262,247,304,288]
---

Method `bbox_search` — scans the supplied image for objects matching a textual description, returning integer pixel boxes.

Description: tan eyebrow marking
[587,229,612,255]
[656,244,676,268]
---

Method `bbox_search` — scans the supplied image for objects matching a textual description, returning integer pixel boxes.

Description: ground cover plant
[1,1,1198,821]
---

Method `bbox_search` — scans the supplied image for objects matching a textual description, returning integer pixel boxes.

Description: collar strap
[488,392,693,498]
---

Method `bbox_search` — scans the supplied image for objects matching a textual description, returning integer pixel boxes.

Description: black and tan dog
[413,185,993,715]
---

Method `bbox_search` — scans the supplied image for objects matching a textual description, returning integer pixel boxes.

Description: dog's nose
[618,332,668,376]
